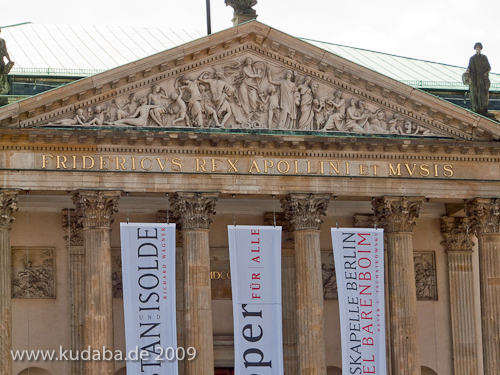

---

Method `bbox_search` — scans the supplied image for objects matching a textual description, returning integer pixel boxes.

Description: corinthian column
[171,192,218,375]
[441,216,479,375]
[281,193,329,375]
[372,196,424,375]
[62,209,85,375]
[0,190,18,375]
[73,191,120,375]
[468,198,500,375]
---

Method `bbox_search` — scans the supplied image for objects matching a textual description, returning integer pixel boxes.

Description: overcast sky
[2,0,499,72]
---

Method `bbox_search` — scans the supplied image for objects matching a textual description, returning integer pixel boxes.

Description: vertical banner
[120,223,178,375]
[228,225,284,375]
[331,228,386,375]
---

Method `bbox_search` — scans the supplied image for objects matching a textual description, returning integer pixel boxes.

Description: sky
[2,0,500,71]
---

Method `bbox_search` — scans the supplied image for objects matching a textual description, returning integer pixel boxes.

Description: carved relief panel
[321,251,338,300]
[41,53,438,137]
[12,247,55,299]
[112,248,123,298]
[414,251,438,301]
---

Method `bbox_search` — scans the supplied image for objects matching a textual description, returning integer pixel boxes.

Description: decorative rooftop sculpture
[0,28,14,94]
[225,0,258,26]
[464,42,491,117]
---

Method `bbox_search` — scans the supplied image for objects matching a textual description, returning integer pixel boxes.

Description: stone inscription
[39,154,455,179]
[12,247,55,299]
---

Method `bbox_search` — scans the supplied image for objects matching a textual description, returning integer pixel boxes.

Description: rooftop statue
[225,0,258,25]
[464,43,491,116]
[0,28,15,94]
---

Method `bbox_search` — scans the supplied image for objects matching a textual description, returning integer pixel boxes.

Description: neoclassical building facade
[0,21,499,375]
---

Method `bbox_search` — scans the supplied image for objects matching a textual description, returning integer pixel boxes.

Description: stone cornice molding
[72,190,121,229]
[0,189,19,228]
[1,127,500,158]
[170,192,218,230]
[372,196,424,233]
[467,198,500,235]
[281,193,330,231]
[62,208,84,246]
[440,216,474,252]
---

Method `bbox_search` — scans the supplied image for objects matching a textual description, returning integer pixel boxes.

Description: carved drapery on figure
[281,193,329,231]
[467,198,500,235]
[465,43,491,116]
[170,192,218,230]
[72,191,120,228]
[413,252,437,301]
[38,55,437,137]
[372,196,424,233]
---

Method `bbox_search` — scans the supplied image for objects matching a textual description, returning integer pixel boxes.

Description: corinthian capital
[441,216,474,252]
[467,198,500,235]
[72,190,121,229]
[372,196,424,233]
[0,189,19,228]
[170,192,218,230]
[281,193,330,231]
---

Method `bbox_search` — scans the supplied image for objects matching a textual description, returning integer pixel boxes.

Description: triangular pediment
[0,21,498,142]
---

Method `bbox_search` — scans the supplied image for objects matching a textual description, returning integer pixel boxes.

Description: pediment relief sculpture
[37,54,440,138]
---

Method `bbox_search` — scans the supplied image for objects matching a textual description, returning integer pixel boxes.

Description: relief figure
[106,97,161,127]
[267,68,298,129]
[297,76,314,130]
[198,70,236,128]
[148,85,169,126]
[177,75,204,127]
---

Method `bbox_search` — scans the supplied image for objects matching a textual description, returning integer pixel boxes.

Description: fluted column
[281,193,329,375]
[441,216,479,375]
[468,198,500,374]
[0,190,18,375]
[62,209,85,375]
[171,192,218,375]
[372,196,423,375]
[73,191,120,375]
[265,212,298,375]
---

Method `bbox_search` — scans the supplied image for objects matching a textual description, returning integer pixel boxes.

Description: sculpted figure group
[46,57,434,136]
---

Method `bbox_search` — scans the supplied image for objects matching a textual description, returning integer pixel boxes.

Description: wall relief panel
[38,53,440,137]
[12,247,55,299]
[321,251,337,300]
[414,251,438,301]
[112,247,123,298]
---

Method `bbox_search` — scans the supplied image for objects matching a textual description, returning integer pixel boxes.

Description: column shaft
[73,190,119,375]
[441,216,479,375]
[282,193,329,375]
[183,229,214,374]
[295,229,325,375]
[468,198,500,375]
[69,246,85,375]
[0,226,13,375]
[282,251,298,375]
[385,232,420,375]
[0,191,18,375]
[448,251,479,374]
[171,192,217,375]
[373,196,423,375]
[83,229,114,374]
[477,233,500,373]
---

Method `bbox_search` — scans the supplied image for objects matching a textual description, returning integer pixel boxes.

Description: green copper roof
[303,38,500,91]
[3,23,500,92]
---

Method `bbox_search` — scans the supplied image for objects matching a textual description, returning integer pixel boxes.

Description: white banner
[331,228,386,375]
[228,225,284,375]
[120,223,178,375]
